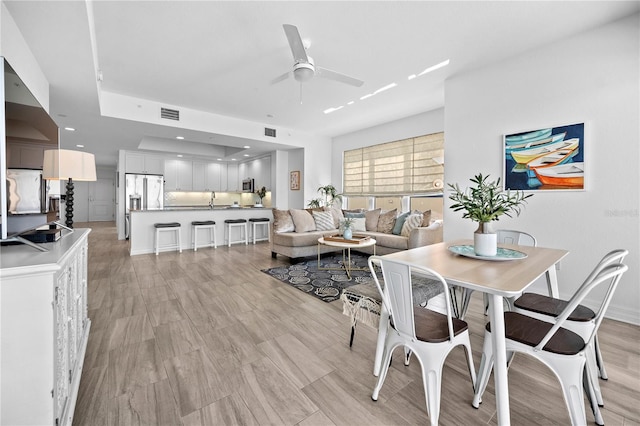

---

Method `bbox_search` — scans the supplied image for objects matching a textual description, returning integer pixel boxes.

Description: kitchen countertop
[131,205,272,212]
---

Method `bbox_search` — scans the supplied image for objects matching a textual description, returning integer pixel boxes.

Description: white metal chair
[472,260,628,426]
[512,249,629,408]
[368,256,477,426]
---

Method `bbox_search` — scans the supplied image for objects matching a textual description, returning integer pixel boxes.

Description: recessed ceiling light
[243,154,250,157]
[217,158,222,161]
[177,154,183,157]
[231,158,237,161]
[243,145,250,149]
[76,144,84,148]
[64,127,76,131]
[176,136,184,140]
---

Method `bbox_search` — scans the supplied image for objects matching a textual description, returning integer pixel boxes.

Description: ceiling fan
[271,24,364,89]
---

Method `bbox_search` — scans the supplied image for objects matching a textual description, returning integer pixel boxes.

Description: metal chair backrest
[535,261,628,351]
[368,256,456,342]
[496,229,537,247]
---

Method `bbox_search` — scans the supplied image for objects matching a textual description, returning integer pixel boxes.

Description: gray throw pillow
[290,209,317,233]
[392,211,411,235]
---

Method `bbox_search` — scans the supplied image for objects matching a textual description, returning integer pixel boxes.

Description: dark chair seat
[192,220,216,226]
[414,308,469,343]
[249,217,270,222]
[514,293,595,322]
[224,219,247,224]
[154,222,181,228]
[487,312,585,355]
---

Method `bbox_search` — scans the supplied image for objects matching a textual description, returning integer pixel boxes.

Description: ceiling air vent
[161,107,180,121]
[265,127,276,138]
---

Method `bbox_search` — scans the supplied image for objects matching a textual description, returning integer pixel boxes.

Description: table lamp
[43,149,97,228]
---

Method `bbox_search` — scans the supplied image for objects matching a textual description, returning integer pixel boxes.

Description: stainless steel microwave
[242,178,254,192]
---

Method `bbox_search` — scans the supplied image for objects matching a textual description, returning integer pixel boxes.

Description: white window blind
[343,132,444,196]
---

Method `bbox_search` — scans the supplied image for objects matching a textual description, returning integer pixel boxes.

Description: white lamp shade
[43,149,97,181]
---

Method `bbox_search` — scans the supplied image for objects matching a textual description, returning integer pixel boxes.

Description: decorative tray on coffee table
[324,235,372,244]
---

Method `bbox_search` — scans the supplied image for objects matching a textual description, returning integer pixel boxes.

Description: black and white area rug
[262,253,374,302]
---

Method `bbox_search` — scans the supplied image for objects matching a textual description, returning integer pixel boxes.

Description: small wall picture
[290,170,300,190]
[504,122,585,191]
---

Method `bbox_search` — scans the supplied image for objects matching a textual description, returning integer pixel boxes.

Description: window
[343,132,444,196]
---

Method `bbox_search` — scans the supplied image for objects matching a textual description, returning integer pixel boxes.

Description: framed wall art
[504,122,585,191]
[290,170,300,190]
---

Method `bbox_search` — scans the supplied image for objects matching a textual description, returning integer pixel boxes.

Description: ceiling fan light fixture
[293,62,315,82]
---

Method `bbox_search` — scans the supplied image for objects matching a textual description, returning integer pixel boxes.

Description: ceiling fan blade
[270,71,292,85]
[316,66,364,87]
[283,24,308,63]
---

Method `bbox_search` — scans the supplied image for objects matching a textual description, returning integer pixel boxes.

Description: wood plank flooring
[73,222,640,425]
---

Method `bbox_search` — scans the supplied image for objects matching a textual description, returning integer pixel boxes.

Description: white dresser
[0,229,91,426]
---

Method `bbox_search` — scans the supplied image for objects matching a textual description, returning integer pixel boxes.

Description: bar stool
[154,222,182,255]
[249,217,270,244]
[224,219,248,247]
[192,220,217,251]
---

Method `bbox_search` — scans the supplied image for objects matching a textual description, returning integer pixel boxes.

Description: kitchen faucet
[209,191,216,208]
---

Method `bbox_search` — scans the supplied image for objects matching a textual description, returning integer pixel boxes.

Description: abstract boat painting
[504,122,585,191]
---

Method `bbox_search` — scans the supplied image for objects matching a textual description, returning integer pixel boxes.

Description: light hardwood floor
[73,222,640,425]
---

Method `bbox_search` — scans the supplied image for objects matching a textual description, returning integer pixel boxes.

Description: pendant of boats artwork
[506,128,583,188]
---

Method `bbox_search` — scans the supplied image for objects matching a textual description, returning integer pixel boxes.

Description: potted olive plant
[448,173,532,256]
[255,186,267,207]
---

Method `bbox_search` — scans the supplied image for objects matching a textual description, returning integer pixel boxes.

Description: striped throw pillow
[313,211,335,231]
[401,213,424,237]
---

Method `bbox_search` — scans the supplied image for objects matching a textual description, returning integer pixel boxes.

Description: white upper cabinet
[226,163,239,191]
[193,161,222,191]
[126,153,164,175]
[164,159,193,191]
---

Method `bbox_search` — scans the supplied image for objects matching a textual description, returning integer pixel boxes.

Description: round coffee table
[317,236,377,279]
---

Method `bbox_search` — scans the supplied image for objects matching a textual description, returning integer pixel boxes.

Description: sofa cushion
[352,217,367,232]
[272,229,337,247]
[290,209,317,233]
[401,213,424,237]
[365,208,381,231]
[329,203,345,228]
[273,209,295,233]
[392,211,411,235]
[343,208,364,215]
[377,209,397,233]
[313,211,334,231]
[360,231,408,250]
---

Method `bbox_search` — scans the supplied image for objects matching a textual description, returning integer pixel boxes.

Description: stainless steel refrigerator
[125,174,164,238]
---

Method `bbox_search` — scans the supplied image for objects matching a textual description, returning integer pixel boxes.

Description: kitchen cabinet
[0,230,91,426]
[242,156,271,191]
[225,163,239,191]
[6,141,48,169]
[126,153,164,175]
[192,162,222,191]
[164,159,193,191]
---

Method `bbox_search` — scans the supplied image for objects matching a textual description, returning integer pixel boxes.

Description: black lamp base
[65,178,74,228]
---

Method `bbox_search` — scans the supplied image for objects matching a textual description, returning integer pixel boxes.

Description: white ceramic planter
[474,222,497,256]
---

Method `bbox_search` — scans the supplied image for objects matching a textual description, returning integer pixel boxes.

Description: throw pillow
[313,211,335,231]
[329,203,345,228]
[344,211,366,218]
[365,208,382,231]
[351,217,366,232]
[392,211,411,235]
[342,208,364,215]
[377,208,397,233]
[401,213,424,237]
[289,209,317,233]
[272,209,294,233]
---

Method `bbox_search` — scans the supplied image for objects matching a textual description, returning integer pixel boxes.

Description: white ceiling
[5,1,639,167]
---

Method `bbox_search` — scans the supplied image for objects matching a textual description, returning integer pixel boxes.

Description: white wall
[331,108,445,192]
[0,2,49,111]
[444,14,639,324]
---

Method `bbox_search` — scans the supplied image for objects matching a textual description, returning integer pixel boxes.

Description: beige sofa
[270,207,443,260]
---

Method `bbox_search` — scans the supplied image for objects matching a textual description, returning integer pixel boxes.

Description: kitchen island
[129,206,273,255]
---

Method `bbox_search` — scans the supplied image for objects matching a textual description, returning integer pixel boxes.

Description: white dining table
[382,239,569,425]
